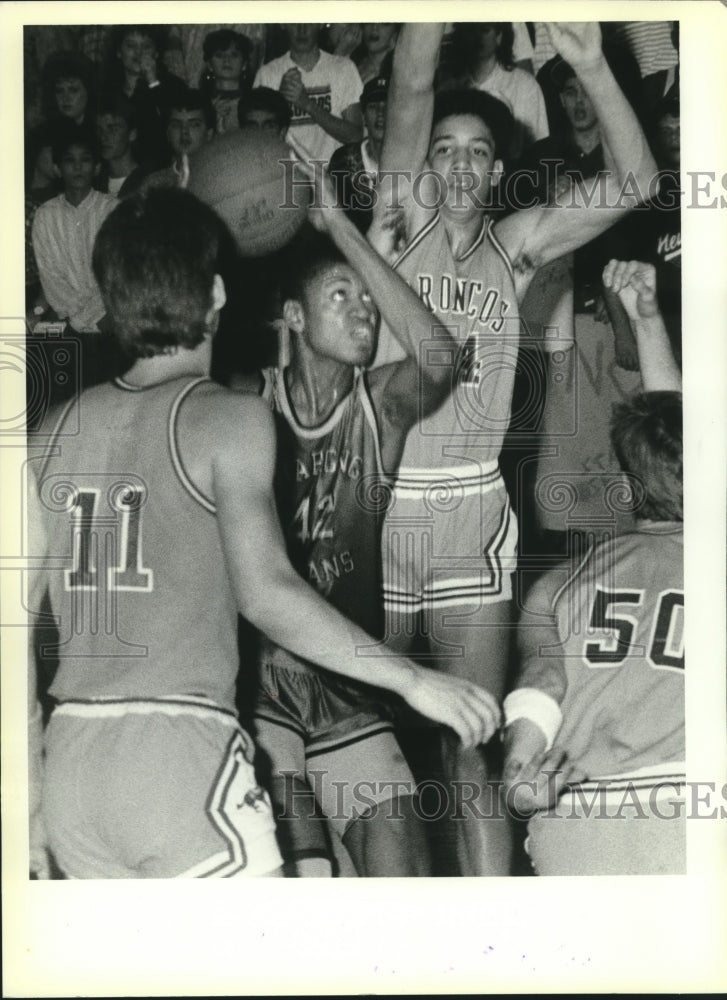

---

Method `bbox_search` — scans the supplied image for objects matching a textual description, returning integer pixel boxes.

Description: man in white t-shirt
[254,23,363,163]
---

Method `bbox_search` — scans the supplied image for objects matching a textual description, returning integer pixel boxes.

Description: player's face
[428,114,501,214]
[362,99,386,143]
[119,32,157,75]
[97,113,133,161]
[167,109,209,156]
[299,264,378,367]
[559,78,597,132]
[58,144,96,195]
[362,23,397,54]
[54,76,88,123]
[240,109,284,135]
[286,24,320,54]
[209,45,245,83]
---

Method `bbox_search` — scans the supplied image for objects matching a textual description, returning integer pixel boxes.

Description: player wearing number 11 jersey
[27,187,500,881]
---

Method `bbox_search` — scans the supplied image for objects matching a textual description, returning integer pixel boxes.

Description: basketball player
[365,23,658,875]
[26,188,501,879]
[246,160,501,876]
[502,259,684,874]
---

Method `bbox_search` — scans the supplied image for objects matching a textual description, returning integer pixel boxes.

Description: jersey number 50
[584,587,684,671]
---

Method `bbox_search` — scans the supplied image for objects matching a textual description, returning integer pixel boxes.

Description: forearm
[245,562,416,696]
[300,98,362,145]
[578,56,656,194]
[328,213,448,359]
[631,314,682,391]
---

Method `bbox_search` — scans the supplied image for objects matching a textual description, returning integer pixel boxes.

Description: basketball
[187,129,310,257]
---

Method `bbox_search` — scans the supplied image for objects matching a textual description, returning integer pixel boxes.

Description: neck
[572,124,601,155]
[286,352,354,426]
[107,152,137,178]
[441,209,486,257]
[365,135,382,163]
[64,187,91,207]
[123,72,139,95]
[471,53,498,84]
[123,341,211,386]
[215,78,240,92]
[291,47,319,71]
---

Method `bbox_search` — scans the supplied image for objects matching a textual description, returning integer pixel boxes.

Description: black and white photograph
[2,1,726,995]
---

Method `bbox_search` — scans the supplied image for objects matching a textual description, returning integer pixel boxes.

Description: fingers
[603,259,655,295]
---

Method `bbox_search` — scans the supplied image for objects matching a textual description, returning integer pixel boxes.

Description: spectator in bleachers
[29,51,97,199]
[237,87,291,136]
[328,74,388,232]
[140,90,214,192]
[166,24,264,90]
[95,94,148,198]
[354,24,399,84]
[31,125,116,334]
[446,22,548,163]
[104,25,188,168]
[253,23,363,163]
[200,29,254,134]
[606,21,679,121]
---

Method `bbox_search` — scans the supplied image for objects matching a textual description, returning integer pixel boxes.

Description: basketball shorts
[382,462,518,615]
[253,657,415,835]
[42,696,282,879]
[525,769,687,876]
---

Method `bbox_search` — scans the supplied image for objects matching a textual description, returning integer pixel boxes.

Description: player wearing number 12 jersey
[27,187,500,880]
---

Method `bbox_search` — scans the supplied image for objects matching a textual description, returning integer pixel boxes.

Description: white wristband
[503,687,562,752]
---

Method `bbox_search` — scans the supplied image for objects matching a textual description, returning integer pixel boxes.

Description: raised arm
[292,144,456,469]
[602,259,682,391]
[210,393,500,748]
[368,23,444,256]
[497,23,657,293]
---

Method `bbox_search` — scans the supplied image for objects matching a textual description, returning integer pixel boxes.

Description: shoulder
[257,53,289,77]
[183,381,274,445]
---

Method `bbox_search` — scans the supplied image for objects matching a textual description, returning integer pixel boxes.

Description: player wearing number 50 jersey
[27,187,500,880]
[503,387,684,875]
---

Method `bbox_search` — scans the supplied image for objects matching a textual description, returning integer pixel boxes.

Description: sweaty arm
[496,22,657,294]
[210,393,501,748]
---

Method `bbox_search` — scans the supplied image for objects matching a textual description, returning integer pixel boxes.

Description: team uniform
[372,212,520,617]
[526,523,685,875]
[35,375,281,878]
[253,367,415,834]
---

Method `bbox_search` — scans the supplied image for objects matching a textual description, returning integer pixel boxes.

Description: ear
[282,298,305,334]
[210,273,227,313]
[490,158,504,188]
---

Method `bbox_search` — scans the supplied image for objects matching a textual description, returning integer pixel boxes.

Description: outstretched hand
[546,22,603,71]
[603,258,660,320]
[404,667,502,749]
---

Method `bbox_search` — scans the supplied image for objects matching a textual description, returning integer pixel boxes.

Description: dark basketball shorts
[252,658,415,835]
[42,695,282,879]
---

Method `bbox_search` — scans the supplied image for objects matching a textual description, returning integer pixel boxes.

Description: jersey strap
[168,377,216,513]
